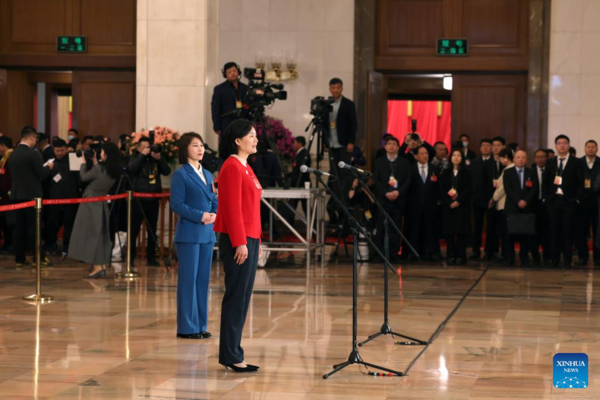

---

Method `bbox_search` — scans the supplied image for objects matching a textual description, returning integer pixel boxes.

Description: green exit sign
[57,36,88,53]
[437,38,468,56]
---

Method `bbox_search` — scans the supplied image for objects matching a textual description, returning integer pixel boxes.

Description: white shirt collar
[587,156,596,164]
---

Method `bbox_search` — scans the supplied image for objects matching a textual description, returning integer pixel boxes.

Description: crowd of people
[330,133,600,269]
[0,125,171,275]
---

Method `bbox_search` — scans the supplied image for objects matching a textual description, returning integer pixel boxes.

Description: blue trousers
[176,242,214,334]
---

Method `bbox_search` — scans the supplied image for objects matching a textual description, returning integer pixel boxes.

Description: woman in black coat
[439,149,472,265]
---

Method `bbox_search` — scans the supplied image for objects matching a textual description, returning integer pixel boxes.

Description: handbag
[506,213,536,235]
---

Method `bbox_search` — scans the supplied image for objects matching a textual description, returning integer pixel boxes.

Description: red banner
[0,201,36,212]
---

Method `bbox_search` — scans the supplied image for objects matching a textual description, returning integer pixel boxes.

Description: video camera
[148,130,162,153]
[243,68,287,118]
[309,96,335,130]
[76,141,102,162]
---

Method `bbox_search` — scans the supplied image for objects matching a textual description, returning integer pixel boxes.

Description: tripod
[315,173,403,379]
[351,170,428,347]
[109,167,165,273]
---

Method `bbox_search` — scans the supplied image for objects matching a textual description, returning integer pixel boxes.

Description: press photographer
[127,135,171,266]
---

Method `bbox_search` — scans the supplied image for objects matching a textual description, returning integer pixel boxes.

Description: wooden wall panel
[376,0,529,71]
[0,0,135,68]
[72,71,135,142]
[451,74,528,151]
[0,71,35,140]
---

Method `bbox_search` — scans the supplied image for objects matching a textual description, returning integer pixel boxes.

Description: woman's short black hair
[102,142,122,179]
[219,119,254,160]
[178,132,204,165]
[499,148,514,161]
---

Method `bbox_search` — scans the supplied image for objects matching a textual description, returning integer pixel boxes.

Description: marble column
[137,0,220,151]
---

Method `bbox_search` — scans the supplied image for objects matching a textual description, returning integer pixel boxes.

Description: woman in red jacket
[214,119,262,373]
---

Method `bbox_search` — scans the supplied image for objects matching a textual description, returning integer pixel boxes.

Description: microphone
[300,165,331,177]
[338,161,372,176]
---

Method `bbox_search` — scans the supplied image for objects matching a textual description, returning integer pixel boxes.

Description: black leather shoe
[177,333,202,339]
[147,258,160,267]
[200,331,212,339]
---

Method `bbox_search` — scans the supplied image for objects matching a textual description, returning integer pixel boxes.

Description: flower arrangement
[254,116,295,170]
[126,126,180,164]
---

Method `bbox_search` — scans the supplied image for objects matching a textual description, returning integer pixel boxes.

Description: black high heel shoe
[85,269,106,279]
[223,364,259,373]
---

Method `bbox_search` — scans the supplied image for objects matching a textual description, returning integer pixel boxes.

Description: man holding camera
[211,62,248,136]
[128,137,171,266]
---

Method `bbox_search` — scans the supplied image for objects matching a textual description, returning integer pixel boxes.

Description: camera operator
[328,78,357,165]
[128,137,171,266]
[69,142,121,278]
[45,139,80,259]
[81,135,94,151]
[8,126,53,268]
[211,62,248,136]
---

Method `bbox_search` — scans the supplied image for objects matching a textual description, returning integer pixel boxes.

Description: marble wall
[548,0,600,151]
[218,0,355,144]
[136,0,221,151]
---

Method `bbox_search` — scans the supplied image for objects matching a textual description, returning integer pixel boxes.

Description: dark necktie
[559,158,565,174]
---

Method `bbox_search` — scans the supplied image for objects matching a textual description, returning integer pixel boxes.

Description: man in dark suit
[530,149,551,265]
[576,140,600,265]
[37,133,55,162]
[8,126,53,267]
[484,136,506,260]
[459,134,477,165]
[406,146,441,261]
[328,77,357,169]
[373,136,411,261]
[503,151,538,265]
[211,62,248,136]
[44,139,80,259]
[289,137,311,188]
[544,134,585,268]
[469,138,492,259]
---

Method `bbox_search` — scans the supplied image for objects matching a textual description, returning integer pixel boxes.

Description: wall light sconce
[255,51,298,82]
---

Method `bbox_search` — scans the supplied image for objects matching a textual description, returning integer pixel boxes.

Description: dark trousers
[376,203,405,258]
[446,234,467,260]
[472,206,487,255]
[547,197,577,264]
[219,234,259,365]
[130,199,159,261]
[45,204,78,253]
[575,197,599,262]
[497,210,508,259]
[531,200,551,263]
[14,202,44,263]
[0,213,13,249]
[408,209,438,258]
[485,208,500,256]
[505,212,530,264]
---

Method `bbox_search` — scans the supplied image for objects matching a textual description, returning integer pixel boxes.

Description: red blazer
[213,156,262,247]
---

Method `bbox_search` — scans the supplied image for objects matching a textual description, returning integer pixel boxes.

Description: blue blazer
[171,164,218,244]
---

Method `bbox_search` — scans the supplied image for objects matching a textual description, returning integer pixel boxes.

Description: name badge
[365,210,373,220]
[211,182,216,193]
[53,173,62,183]
[585,178,591,189]
[448,188,458,200]
[388,175,398,189]
[466,159,471,166]
[236,101,243,109]
[493,179,499,188]
[554,175,562,186]
[330,120,337,130]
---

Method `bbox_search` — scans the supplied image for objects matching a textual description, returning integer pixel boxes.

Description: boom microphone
[338,161,371,176]
[300,165,331,177]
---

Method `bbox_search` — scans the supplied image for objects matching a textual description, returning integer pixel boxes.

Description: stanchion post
[23,198,54,303]
[116,191,141,279]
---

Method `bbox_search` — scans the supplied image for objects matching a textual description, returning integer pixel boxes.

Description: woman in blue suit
[171,132,218,339]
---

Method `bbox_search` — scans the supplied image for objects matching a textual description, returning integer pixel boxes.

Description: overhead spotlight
[443,75,453,91]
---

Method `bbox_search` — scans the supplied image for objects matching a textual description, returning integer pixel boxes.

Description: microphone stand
[314,172,403,379]
[350,170,428,347]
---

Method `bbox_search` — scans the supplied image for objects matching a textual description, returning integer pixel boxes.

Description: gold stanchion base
[22,294,54,303]
[115,271,141,279]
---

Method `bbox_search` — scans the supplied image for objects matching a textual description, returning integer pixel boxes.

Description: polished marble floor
[0,252,599,399]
